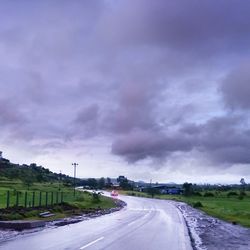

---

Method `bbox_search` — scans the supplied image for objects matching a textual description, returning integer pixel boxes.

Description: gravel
[174,201,250,250]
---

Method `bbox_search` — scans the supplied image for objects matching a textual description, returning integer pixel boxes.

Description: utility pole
[72,163,78,197]
[150,179,153,198]
[58,170,62,191]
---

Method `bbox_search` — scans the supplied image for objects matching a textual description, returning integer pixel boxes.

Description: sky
[1,0,250,184]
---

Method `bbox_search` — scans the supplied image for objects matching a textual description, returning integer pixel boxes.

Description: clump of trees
[203,192,214,197]
[147,187,160,198]
[82,177,112,189]
[227,191,238,197]
[0,158,81,187]
[117,176,133,190]
[183,182,193,196]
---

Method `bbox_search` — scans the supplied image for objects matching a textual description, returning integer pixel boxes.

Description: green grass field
[122,190,250,227]
[0,179,116,220]
[0,179,81,208]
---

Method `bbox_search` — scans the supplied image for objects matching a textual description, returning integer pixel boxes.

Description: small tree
[183,182,193,196]
[98,177,105,189]
[117,176,132,190]
[147,187,159,198]
[92,191,100,203]
[240,178,246,188]
[239,178,246,199]
[105,177,112,188]
[87,178,98,189]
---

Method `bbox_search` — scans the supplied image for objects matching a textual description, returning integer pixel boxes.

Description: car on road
[111,190,118,197]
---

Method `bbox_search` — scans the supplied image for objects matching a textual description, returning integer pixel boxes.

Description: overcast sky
[1,0,250,184]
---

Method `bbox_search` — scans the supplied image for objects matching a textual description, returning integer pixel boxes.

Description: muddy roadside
[0,198,126,243]
[174,201,250,250]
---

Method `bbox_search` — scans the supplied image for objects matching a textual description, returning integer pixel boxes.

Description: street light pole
[72,163,78,197]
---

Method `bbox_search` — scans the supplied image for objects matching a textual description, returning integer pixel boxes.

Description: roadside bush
[92,192,100,203]
[24,210,39,218]
[193,201,203,208]
[127,192,136,196]
[1,213,24,220]
[193,191,202,196]
[240,191,247,196]
[203,192,214,197]
[238,191,246,200]
[227,191,238,197]
[52,205,63,213]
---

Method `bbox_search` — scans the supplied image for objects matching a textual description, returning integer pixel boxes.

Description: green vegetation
[0,181,116,220]
[0,157,116,220]
[0,159,81,186]
[122,190,250,227]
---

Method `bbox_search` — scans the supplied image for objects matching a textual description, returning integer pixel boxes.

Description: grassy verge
[0,180,116,220]
[121,190,250,227]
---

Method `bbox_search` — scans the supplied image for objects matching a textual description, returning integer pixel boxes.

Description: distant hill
[0,157,81,186]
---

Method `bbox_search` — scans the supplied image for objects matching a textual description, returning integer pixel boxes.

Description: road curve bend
[0,194,192,250]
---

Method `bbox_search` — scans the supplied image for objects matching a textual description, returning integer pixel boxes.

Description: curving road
[0,194,192,250]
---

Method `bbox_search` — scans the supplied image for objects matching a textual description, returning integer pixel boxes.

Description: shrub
[227,191,238,197]
[127,192,136,196]
[2,213,24,220]
[240,191,246,196]
[24,210,39,217]
[92,192,100,203]
[203,192,214,197]
[238,191,246,200]
[193,191,202,196]
[193,201,203,208]
[52,206,63,213]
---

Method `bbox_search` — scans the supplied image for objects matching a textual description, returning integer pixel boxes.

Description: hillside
[0,157,81,186]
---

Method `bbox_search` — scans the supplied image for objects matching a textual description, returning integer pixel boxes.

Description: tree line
[0,158,80,187]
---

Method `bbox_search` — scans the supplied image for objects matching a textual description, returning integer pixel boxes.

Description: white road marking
[128,210,152,226]
[127,221,136,226]
[80,237,104,249]
[128,208,161,211]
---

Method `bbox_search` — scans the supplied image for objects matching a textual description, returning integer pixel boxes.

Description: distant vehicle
[111,190,118,197]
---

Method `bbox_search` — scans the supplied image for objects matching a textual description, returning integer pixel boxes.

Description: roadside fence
[0,191,65,209]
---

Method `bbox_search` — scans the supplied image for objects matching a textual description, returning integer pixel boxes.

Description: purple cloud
[0,0,250,182]
[221,62,250,110]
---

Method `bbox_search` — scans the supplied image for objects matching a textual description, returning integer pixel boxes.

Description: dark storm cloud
[221,62,250,110]
[112,129,192,163]
[112,115,250,165]
[108,80,163,134]
[0,0,250,174]
[0,99,26,126]
[72,104,100,138]
[75,104,99,124]
[182,116,250,165]
[99,0,250,56]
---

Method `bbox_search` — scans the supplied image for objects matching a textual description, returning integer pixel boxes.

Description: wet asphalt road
[0,194,192,250]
